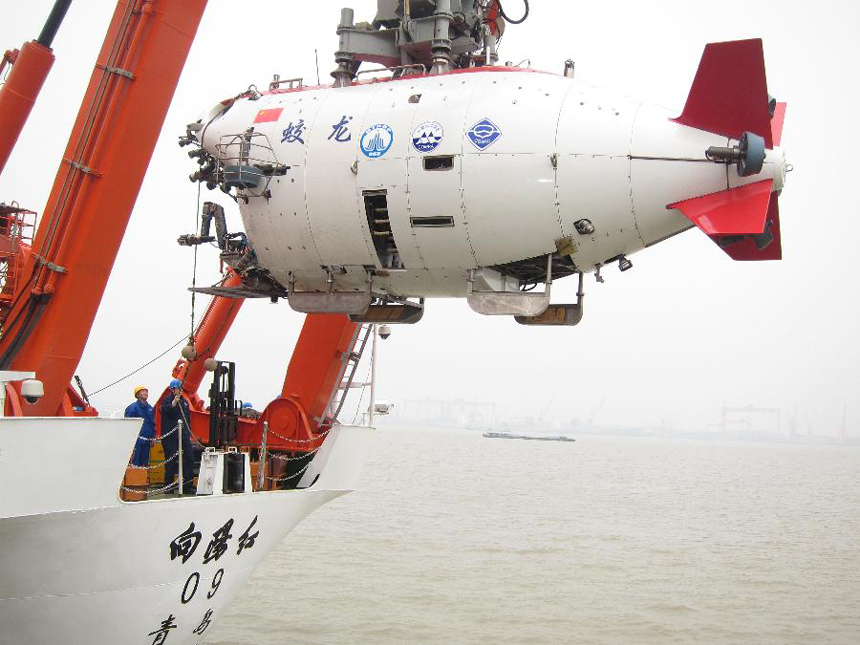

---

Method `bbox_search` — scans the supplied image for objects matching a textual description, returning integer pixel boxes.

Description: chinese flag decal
[253,108,283,124]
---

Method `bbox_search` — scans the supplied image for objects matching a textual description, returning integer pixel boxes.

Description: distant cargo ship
[483,432,575,442]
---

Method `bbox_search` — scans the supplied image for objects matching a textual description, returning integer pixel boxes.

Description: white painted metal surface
[0,417,139,517]
[408,155,473,268]
[196,449,253,496]
[0,418,372,644]
[305,87,375,270]
[198,68,789,299]
[557,155,639,271]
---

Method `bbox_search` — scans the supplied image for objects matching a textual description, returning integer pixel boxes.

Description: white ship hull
[0,417,371,644]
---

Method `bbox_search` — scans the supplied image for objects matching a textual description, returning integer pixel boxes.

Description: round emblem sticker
[360,124,394,158]
[411,121,444,153]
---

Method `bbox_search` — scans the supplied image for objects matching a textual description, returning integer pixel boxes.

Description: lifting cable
[189,181,202,343]
[88,333,189,396]
[177,180,205,400]
[177,180,207,448]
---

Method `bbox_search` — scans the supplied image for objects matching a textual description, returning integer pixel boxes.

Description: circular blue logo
[360,124,394,158]
[412,121,444,153]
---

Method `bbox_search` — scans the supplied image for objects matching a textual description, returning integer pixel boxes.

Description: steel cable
[88,334,188,396]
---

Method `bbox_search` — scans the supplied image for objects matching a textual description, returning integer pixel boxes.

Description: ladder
[327,323,373,423]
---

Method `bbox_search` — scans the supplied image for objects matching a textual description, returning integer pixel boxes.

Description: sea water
[203,427,860,644]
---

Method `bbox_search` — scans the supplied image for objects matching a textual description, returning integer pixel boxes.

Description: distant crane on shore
[716,405,781,436]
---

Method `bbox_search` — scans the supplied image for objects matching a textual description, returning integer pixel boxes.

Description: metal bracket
[287,272,373,315]
[516,273,585,326]
[96,64,135,79]
[467,255,552,317]
[189,285,270,299]
[349,298,425,324]
[63,158,101,177]
[33,253,67,274]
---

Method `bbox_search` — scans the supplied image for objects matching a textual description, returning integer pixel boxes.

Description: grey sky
[1,1,857,434]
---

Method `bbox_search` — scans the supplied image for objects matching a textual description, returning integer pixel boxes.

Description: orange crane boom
[0,0,208,415]
[0,0,71,174]
[1,2,364,445]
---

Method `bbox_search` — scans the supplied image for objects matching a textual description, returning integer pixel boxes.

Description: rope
[190,182,201,339]
[88,334,189,396]
[172,401,205,446]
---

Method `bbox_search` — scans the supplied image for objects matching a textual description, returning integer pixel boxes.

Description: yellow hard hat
[133,385,148,396]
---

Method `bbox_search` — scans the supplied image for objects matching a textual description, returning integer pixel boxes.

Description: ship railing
[120,449,182,497]
[119,423,199,500]
[355,63,427,82]
[120,422,332,499]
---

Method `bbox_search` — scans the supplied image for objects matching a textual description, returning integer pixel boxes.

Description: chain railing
[122,420,333,498]
[264,459,314,484]
[133,423,179,443]
[121,424,186,500]
[120,479,181,496]
[268,450,320,463]
[265,425,330,445]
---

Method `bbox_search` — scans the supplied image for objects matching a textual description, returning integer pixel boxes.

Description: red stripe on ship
[253,107,283,123]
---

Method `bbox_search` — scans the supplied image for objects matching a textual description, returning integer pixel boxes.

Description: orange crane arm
[161,285,357,450]
[281,314,360,426]
[0,0,209,415]
[234,314,360,449]
[0,0,71,174]
[0,41,54,175]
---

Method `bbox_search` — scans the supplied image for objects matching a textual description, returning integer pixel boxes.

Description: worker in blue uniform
[124,385,155,466]
[240,401,260,419]
[160,378,195,493]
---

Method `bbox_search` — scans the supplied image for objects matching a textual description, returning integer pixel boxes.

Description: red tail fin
[672,39,773,148]
[771,102,787,146]
[724,198,781,260]
[668,180,782,261]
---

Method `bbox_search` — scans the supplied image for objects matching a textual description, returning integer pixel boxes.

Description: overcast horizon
[1,1,857,437]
